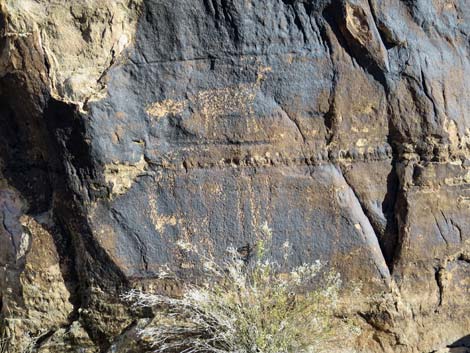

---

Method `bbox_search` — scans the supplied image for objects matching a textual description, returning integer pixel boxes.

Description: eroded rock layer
[0,0,469,352]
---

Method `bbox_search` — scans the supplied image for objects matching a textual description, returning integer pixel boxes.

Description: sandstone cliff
[0,0,469,352]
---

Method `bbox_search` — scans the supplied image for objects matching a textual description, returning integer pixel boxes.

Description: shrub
[124,224,358,353]
[0,336,6,353]
[0,326,39,353]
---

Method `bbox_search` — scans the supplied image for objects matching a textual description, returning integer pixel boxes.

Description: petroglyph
[146,67,272,120]
[103,156,147,196]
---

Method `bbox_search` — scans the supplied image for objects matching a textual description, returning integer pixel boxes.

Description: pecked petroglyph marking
[146,99,188,119]
[148,197,177,233]
[103,156,147,196]
[457,196,470,208]
[146,66,272,120]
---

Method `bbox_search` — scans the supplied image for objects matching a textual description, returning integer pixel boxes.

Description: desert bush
[0,336,6,353]
[124,224,358,353]
[0,324,9,353]
[0,333,35,353]
[0,319,42,353]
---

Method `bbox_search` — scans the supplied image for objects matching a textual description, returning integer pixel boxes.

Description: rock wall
[0,0,469,352]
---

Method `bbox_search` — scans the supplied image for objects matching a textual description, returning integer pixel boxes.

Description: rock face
[0,0,469,352]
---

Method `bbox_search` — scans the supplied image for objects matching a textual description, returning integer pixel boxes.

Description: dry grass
[0,320,41,353]
[123,224,359,353]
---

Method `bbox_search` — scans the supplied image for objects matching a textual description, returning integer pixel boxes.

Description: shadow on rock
[435,335,470,353]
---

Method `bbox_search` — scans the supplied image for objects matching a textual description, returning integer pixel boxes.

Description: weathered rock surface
[0,0,469,352]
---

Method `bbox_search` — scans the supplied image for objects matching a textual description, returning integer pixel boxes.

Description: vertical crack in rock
[347,168,399,272]
[323,0,402,270]
[339,165,394,275]
[289,2,310,45]
[366,0,399,50]
[272,95,307,144]
[385,182,406,274]
[330,165,391,280]
[323,0,389,84]
[433,211,450,247]
[420,68,440,123]
[316,16,339,145]
[1,210,18,255]
[324,69,338,145]
[453,220,463,244]
[434,265,445,311]
[383,164,400,271]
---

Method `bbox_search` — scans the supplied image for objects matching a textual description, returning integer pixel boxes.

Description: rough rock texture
[0,0,469,352]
